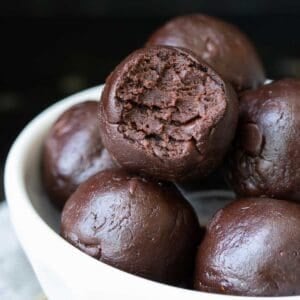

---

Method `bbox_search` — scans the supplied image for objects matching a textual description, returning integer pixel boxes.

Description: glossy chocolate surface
[194,198,300,296]
[61,169,201,284]
[42,101,115,208]
[146,14,265,91]
[228,79,300,202]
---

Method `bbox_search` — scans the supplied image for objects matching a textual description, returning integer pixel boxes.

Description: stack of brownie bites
[42,14,300,296]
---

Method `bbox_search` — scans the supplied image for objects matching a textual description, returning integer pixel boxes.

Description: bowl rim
[4,84,294,300]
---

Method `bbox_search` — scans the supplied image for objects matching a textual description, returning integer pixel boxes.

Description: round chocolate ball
[99,46,238,181]
[228,79,300,202]
[146,14,265,91]
[61,169,201,284]
[194,198,300,296]
[42,101,116,208]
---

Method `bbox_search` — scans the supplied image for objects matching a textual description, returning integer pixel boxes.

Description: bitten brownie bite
[146,14,265,91]
[42,101,116,208]
[99,46,238,181]
[228,79,300,202]
[61,169,201,284]
[194,198,300,296]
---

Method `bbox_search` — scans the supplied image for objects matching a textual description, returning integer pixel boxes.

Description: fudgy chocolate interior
[116,48,226,159]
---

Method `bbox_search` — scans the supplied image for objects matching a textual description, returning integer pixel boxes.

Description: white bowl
[4,85,294,300]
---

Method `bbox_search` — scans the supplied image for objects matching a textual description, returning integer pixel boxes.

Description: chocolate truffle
[228,79,300,202]
[61,169,200,284]
[194,198,300,296]
[99,46,238,181]
[42,101,116,208]
[146,14,265,91]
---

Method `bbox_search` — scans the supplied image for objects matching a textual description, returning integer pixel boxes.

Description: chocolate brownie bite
[42,101,116,208]
[146,14,265,91]
[194,198,300,296]
[61,169,201,284]
[99,46,238,181]
[228,79,300,202]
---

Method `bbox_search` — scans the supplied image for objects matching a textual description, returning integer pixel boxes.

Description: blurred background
[1,0,300,200]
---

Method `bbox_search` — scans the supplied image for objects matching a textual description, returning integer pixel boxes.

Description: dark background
[1,0,300,199]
